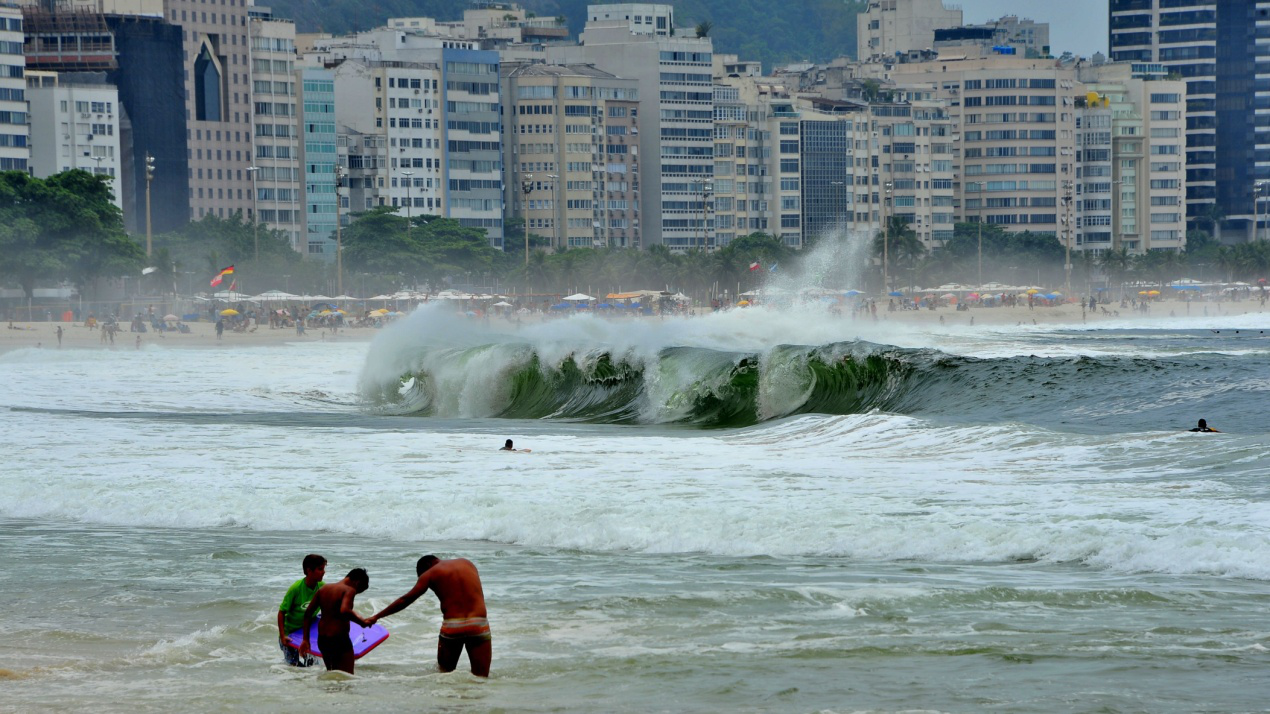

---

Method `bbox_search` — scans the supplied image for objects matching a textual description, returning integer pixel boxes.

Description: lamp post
[547,173,559,250]
[1062,179,1074,296]
[521,173,533,265]
[245,166,259,262]
[883,180,893,292]
[402,170,415,242]
[144,152,155,258]
[977,193,984,288]
[1254,180,1268,243]
[701,181,712,251]
[335,165,345,296]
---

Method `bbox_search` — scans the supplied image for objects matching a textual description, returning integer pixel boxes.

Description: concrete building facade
[501,62,641,250]
[26,70,123,211]
[248,12,301,250]
[858,0,963,60]
[551,4,714,251]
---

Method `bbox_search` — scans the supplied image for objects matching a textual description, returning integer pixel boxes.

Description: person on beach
[278,553,326,667]
[300,568,372,674]
[55,325,62,347]
[368,556,492,677]
[1189,419,1220,433]
[215,318,224,340]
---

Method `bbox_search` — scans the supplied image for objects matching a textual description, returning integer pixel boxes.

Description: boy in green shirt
[278,554,326,666]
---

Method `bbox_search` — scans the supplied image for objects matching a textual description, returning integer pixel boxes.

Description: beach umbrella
[492,301,513,307]
[968,292,980,299]
[1026,289,1040,295]
[737,300,750,306]
[1148,290,1160,296]
[1138,290,1148,295]
[888,290,904,297]
[163,314,178,321]
[219,309,239,316]
[844,290,862,297]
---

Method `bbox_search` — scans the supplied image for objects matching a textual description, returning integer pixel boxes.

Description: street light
[245,166,259,262]
[883,180,893,292]
[1254,180,1269,243]
[521,173,534,265]
[690,177,713,251]
[1062,179,1074,296]
[546,173,559,250]
[402,170,415,242]
[335,165,345,296]
[144,152,155,257]
[977,193,984,288]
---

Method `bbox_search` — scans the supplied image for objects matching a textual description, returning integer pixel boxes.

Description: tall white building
[551,4,714,251]
[26,70,123,211]
[249,13,302,250]
[0,5,29,173]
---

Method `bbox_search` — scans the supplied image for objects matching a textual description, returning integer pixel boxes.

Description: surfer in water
[300,568,373,674]
[500,439,530,452]
[367,556,492,677]
[1189,418,1220,433]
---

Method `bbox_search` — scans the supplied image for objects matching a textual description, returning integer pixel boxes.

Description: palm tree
[695,20,712,38]
[1098,247,1131,299]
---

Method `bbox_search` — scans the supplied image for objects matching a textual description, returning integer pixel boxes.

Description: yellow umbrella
[319,309,334,315]
[1026,289,1040,295]
[219,309,239,316]
[370,308,389,316]
[1148,290,1160,296]
[737,300,750,306]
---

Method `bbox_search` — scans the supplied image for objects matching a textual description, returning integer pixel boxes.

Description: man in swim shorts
[300,568,372,674]
[368,555,492,677]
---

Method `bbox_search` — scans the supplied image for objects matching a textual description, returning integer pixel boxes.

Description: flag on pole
[228,280,237,292]
[768,263,779,273]
[210,265,235,287]
[749,262,760,272]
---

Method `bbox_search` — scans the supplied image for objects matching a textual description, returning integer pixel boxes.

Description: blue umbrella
[844,290,862,296]
[598,303,613,309]
[551,303,570,310]
[1170,285,1202,291]
[888,291,904,297]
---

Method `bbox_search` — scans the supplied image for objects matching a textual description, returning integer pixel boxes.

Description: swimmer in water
[1188,418,1220,433]
[500,439,531,452]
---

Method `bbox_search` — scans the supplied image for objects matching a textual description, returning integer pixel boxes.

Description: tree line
[3,170,1268,301]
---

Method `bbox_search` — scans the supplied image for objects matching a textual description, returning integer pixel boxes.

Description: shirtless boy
[299,568,372,674]
[368,556,491,677]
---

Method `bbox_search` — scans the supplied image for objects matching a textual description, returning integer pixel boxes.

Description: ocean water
[2,304,1269,713]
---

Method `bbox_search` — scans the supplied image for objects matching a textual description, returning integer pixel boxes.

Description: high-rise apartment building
[248,12,301,250]
[26,71,123,211]
[164,0,253,222]
[0,5,29,173]
[858,0,963,60]
[887,52,1080,243]
[1109,0,1270,241]
[551,4,714,251]
[501,62,641,250]
[1076,63,1188,254]
[304,32,504,246]
[296,67,337,259]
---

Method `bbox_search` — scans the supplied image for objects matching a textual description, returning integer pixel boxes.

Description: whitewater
[1,303,1268,713]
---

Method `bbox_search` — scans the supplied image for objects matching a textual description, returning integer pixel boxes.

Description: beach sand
[2,299,1264,353]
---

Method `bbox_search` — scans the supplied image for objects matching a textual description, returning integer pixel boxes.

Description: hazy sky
[958,0,1109,58]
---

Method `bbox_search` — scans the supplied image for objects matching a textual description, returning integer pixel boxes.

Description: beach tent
[492,301,513,307]
[563,293,595,302]
[254,290,299,301]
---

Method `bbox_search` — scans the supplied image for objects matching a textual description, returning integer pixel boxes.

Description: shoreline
[3,298,1266,353]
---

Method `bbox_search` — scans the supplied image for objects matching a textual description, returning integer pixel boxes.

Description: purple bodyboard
[285,617,390,660]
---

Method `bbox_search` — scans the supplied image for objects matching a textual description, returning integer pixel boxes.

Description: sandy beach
[2,297,1265,353]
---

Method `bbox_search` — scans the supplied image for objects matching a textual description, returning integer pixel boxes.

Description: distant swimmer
[368,556,492,677]
[1189,418,1220,433]
[500,439,531,453]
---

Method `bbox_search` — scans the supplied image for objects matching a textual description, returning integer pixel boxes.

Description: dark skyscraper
[1110,0,1270,242]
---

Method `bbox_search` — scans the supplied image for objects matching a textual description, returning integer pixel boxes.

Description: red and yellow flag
[209,265,235,287]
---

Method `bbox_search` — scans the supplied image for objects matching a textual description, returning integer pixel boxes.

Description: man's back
[429,558,487,619]
[312,582,355,637]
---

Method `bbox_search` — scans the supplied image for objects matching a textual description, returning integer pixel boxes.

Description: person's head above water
[1197,419,1208,429]
[502,439,514,450]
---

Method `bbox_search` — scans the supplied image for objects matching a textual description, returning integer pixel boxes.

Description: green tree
[0,170,142,298]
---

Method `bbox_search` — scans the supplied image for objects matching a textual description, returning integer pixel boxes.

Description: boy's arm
[369,574,430,624]
[298,588,323,656]
[277,610,286,640]
[341,588,371,628]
